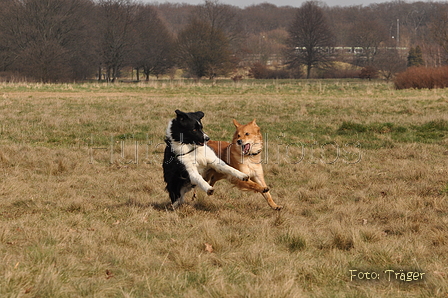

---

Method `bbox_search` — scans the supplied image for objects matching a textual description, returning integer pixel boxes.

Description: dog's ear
[175,109,186,117]
[250,119,259,127]
[194,111,204,119]
[233,119,241,127]
[175,109,189,122]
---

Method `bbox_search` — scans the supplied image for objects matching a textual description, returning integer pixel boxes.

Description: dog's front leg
[185,165,214,195]
[205,147,248,181]
[210,161,249,182]
[251,174,283,210]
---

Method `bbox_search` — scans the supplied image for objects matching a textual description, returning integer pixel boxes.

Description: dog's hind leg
[208,172,226,187]
[168,186,181,206]
[171,185,192,208]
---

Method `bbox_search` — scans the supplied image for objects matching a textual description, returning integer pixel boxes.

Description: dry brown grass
[0,80,448,297]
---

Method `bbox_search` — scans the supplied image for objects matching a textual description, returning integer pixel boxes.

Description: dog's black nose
[204,135,210,142]
[237,139,242,145]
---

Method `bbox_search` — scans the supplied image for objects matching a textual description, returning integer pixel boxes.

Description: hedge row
[394,66,448,89]
[248,63,302,79]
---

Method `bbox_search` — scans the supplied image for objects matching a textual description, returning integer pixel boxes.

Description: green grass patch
[337,120,448,146]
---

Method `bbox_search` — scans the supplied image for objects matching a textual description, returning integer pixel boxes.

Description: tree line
[1,0,448,82]
[0,0,175,82]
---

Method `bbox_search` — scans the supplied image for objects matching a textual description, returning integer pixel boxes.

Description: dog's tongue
[243,143,251,154]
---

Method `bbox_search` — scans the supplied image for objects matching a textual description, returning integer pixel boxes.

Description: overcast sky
[147,0,393,8]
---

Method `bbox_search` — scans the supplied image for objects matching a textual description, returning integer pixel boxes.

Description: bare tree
[132,5,175,80]
[429,6,448,64]
[176,18,232,79]
[97,0,137,82]
[0,0,16,72]
[348,11,389,66]
[242,3,295,35]
[195,0,251,66]
[374,48,407,81]
[193,0,242,48]
[243,29,288,66]
[0,0,95,82]
[155,3,197,34]
[286,1,335,79]
[324,5,360,47]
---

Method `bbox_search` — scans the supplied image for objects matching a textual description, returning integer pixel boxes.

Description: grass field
[0,80,447,297]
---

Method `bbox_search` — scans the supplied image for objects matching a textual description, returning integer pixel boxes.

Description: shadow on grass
[111,197,220,213]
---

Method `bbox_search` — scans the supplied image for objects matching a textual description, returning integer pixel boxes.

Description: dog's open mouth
[242,143,251,155]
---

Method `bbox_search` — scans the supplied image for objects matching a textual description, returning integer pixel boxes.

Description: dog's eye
[193,129,197,132]
[237,134,240,138]
[245,132,249,136]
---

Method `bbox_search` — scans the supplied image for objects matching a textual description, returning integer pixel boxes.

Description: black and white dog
[163,110,249,207]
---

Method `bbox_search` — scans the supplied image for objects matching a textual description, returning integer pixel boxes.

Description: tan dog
[205,119,283,210]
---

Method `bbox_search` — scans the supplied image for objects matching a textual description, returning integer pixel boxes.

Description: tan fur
[205,119,283,210]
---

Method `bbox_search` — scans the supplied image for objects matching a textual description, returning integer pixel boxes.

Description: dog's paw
[273,205,283,211]
[207,188,214,196]
[241,174,249,181]
[171,201,181,209]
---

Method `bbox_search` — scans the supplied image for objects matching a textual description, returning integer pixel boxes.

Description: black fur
[163,110,209,204]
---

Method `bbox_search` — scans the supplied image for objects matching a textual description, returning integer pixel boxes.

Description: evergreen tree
[407,46,424,67]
